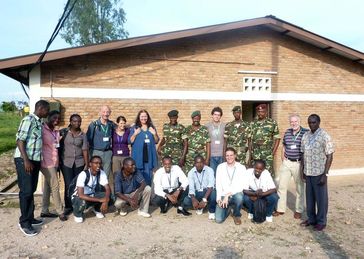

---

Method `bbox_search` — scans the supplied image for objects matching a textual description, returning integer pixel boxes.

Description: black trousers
[153,187,189,209]
[15,158,41,227]
[61,163,84,212]
[306,175,328,225]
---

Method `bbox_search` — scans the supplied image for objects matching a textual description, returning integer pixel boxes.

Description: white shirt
[243,168,276,192]
[153,165,188,198]
[215,162,246,202]
[76,169,108,196]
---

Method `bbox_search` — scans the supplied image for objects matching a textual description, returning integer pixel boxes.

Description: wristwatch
[202,198,208,203]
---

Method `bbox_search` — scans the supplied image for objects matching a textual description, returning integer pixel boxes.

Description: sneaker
[94,211,104,219]
[266,216,273,222]
[18,223,38,237]
[208,212,215,220]
[248,213,253,220]
[119,211,128,216]
[74,216,83,223]
[196,209,203,215]
[31,218,44,226]
[138,210,151,218]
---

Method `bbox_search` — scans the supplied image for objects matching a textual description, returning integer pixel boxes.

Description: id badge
[117,150,123,155]
[215,140,221,145]
[145,139,150,143]
[168,188,173,192]
[198,188,203,192]
[103,137,109,142]
[54,143,60,148]
[290,144,297,150]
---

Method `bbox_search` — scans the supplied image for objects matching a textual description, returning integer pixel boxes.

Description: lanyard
[195,170,205,190]
[253,173,261,190]
[100,123,109,136]
[213,123,221,137]
[226,165,236,186]
[291,128,301,143]
[166,171,173,189]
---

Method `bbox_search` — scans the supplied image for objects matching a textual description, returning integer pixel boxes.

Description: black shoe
[31,218,44,226]
[18,223,38,237]
[160,204,168,214]
[59,213,68,221]
[177,208,191,216]
[40,212,58,218]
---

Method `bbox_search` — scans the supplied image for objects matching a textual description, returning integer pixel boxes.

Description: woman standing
[59,114,89,220]
[41,110,63,219]
[112,116,130,174]
[129,110,159,185]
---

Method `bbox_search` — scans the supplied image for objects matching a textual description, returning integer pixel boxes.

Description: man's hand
[100,202,108,214]
[129,196,139,209]
[256,189,263,198]
[24,159,34,174]
[191,197,199,209]
[166,194,177,204]
[220,196,229,208]
[198,200,207,209]
[318,174,327,186]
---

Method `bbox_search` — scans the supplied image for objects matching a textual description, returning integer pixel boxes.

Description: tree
[1,101,17,112]
[60,0,128,46]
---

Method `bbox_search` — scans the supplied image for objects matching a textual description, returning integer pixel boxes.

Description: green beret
[232,106,241,112]
[191,110,201,118]
[167,110,178,117]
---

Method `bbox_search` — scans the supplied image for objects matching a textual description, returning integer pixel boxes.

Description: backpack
[253,198,267,223]
[67,170,105,199]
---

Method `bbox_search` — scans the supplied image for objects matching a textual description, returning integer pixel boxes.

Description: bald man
[86,105,115,177]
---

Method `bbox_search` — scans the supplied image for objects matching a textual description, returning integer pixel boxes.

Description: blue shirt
[282,127,308,160]
[114,170,145,195]
[86,118,114,150]
[187,165,215,195]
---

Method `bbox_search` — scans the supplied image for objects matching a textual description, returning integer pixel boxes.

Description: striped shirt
[282,127,308,160]
[14,114,43,161]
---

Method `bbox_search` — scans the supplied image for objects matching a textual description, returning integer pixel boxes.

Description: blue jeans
[215,192,244,223]
[243,193,279,217]
[210,156,223,175]
[15,158,41,228]
[182,189,217,213]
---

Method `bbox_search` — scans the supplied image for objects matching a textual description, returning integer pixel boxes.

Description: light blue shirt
[187,165,215,195]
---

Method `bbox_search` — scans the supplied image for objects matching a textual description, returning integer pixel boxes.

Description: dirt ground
[1,151,364,258]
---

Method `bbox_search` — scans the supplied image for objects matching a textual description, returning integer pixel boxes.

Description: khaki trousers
[41,167,63,214]
[114,186,151,213]
[277,159,304,213]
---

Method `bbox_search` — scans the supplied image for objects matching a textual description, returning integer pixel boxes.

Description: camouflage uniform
[224,120,251,165]
[250,118,280,174]
[183,125,210,174]
[160,123,186,165]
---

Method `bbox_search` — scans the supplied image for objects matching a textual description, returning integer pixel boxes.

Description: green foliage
[0,112,22,154]
[1,101,17,112]
[60,0,128,46]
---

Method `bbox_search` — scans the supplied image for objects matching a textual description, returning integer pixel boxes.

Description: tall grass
[0,112,22,154]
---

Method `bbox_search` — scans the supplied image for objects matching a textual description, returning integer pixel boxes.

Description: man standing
[300,114,334,231]
[215,148,246,225]
[153,156,191,216]
[14,100,49,236]
[182,155,216,220]
[183,111,211,173]
[224,106,251,166]
[274,114,308,219]
[157,110,187,167]
[114,157,151,218]
[250,103,280,176]
[87,105,115,177]
[205,107,225,173]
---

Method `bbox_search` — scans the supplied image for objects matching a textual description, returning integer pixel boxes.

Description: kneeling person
[114,157,151,218]
[243,159,278,223]
[72,156,111,223]
[183,155,216,219]
[153,156,191,216]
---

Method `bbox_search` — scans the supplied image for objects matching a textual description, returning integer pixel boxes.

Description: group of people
[14,100,334,237]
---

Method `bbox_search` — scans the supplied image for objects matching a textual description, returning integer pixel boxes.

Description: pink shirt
[41,124,60,168]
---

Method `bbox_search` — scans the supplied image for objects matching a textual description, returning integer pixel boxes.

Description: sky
[0,0,363,102]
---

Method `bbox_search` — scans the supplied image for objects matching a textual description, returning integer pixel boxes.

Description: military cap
[232,106,241,112]
[256,103,267,110]
[167,110,179,117]
[191,110,201,118]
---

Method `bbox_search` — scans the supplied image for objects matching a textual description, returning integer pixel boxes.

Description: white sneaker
[208,212,215,220]
[92,209,104,219]
[266,216,273,222]
[119,211,128,216]
[196,209,203,215]
[74,216,83,223]
[248,213,253,220]
[138,210,151,218]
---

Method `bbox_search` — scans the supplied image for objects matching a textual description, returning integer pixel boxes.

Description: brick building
[1,16,364,174]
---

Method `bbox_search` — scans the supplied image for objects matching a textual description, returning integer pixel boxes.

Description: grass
[0,112,22,154]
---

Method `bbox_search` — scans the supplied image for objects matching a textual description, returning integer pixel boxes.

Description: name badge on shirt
[198,188,203,192]
[145,139,150,143]
[290,144,297,150]
[215,140,221,145]
[168,188,173,192]
[103,137,109,142]
[54,143,60,148]
[117,150,123,155]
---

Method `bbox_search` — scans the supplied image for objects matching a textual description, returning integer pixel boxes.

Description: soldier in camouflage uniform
[249,104,280,176]
[157,110,187,167]
[223,106,251,166]
[183,111,211,174]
